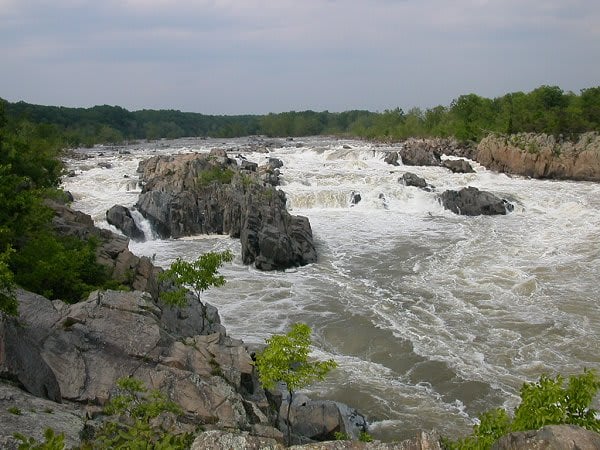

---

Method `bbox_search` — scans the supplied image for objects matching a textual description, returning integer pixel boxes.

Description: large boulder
[106,204,145,241]
[491,424,600,449]
[442,158,475,174]
[384,152,400,166]
[283,394,368,443]
[400,172,433,191]
[135,153,316,271]
[399,138,476,166]
[439,187,514,216]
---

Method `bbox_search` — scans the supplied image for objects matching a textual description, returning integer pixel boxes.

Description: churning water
[62,136,600,441]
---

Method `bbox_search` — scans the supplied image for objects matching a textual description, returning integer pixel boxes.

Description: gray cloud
[1,0,599,113]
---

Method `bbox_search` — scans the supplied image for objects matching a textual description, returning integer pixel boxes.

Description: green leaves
[158,250,234,307]
[0,245,17,316]
[447,369,600,450]
[255,323,338,393]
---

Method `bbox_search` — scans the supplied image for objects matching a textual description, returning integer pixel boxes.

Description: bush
[196,166,234,187]
[446,369,600,450]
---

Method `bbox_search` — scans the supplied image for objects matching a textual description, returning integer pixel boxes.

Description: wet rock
[384,152,400,166]
[136,153,316,271]
[400,172,431,191]
[240,160,258,172]
[442,158,475,174]
[97,162,112,169]
[268,157,284,169]
[491,424,600,450]
[106,204,145,242]
[343,144,352,149]
[350,191,362,206]
[439,186,514,216]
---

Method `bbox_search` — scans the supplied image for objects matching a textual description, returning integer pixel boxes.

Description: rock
[191,430,283,450]
[106,205,145,242]
[477,132,600,181]
[268,157,284,169]
[0,314,61,402]
[8,288,269,432]
[442,158,475,174]
[48,201,161,298]
[343,144,352,149]
[241,160,259,172]
[0,382,86,450]
[400,173,431,190]
[136,153,316,271]
[350,191,362,206]
[399,141,442,166]
[97,162,112,169]
[439,187,514,216]
[384,152,400,166]
[491,424,600,450]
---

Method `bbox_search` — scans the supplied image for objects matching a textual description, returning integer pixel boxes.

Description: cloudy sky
[1,0,599,114]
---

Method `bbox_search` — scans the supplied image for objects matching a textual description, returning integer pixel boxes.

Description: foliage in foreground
[158,250,234,307]
[15,377,192,450]
[445,369,600,450]
[255,323,338,443]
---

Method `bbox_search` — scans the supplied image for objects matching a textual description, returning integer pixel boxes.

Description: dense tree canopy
[3,85,599,146]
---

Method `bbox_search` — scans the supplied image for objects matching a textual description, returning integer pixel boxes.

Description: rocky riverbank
[387,133,600,182]
[476,132,600,181]
[0,202,371,448]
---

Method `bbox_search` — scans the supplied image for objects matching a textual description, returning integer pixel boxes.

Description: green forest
[2,85,599,148]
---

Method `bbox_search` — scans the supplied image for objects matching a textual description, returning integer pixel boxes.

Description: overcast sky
[1,0,599,114]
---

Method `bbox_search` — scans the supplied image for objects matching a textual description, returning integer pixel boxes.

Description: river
[62,136,600,441]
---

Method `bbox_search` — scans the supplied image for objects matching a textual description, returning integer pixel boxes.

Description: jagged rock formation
[439,187,514,216]
[106,204,145,241]
[491,425,600,450]
[48,200,160,297]
[135,152,317,271]
[400,138,476,166]
[384,152,400,166]
[477,132,600,181]
[441,158,475,174]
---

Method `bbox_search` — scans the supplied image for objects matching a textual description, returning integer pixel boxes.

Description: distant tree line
[2,85,599,148]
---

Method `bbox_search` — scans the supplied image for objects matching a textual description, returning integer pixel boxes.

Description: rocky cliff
[134,151,317,271]
[476,132,600,181]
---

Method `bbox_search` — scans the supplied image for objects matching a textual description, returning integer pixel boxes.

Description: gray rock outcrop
[491,424,600,450]
[135,152,317,271]
[439,187,514,216]
[442,159,475,174]
[0,383,86,450]
[48,200,160,297]
[399,138,476,166]
[384,152,400,166]
[5,288,268,433]
[106,204,145,241]
[477,132,600,181]
[400,173,433,191]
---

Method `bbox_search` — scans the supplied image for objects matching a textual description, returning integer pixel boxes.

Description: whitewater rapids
[62,136,600,441]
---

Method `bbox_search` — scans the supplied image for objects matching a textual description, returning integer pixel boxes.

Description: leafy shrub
[446,369,600,450]
[197,166,234,187]
[14,428,65,450]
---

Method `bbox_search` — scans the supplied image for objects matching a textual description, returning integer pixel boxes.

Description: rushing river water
[62,136,600,441]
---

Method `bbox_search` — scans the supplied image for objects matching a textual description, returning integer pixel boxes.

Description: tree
[255,323,338,444]
[158,250,234,307]
[0,245,17,316]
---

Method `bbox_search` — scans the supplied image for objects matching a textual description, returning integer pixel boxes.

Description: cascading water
[62,136,600,441]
